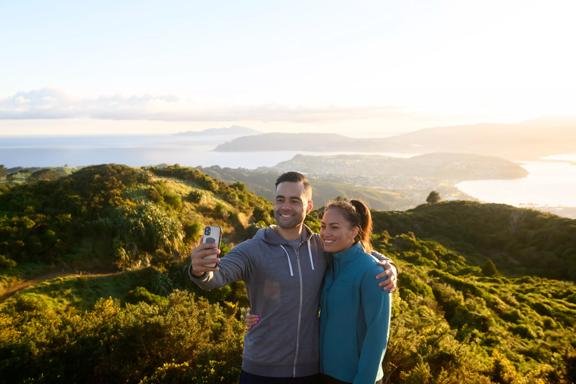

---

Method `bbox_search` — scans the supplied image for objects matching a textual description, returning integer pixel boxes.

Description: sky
[1,0,575,136]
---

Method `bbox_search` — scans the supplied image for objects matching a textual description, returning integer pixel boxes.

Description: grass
[1,268,165,311]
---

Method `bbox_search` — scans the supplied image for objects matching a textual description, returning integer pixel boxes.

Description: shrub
[251,205,271,224]
[490,350,523,384]
[125,286,165,306]
[111,202,183,269]
[186,190,203,204]
[213,203,229,220]
[183,222,202,243]
[0,254,17,269]
[399,270,433,299]
[482,258,500,276]
[0,291,244,383]
[510,324,537,339]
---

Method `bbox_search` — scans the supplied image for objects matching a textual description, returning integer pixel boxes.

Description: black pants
[239,370,321,384]
[319,374,383,384]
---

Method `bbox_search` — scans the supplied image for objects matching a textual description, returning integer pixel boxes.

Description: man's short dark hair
[275,171,312,196]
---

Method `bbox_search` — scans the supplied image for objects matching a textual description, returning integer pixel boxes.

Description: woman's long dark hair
[325,199,373,252]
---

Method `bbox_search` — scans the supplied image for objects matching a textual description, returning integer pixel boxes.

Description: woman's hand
[244,312,260,330]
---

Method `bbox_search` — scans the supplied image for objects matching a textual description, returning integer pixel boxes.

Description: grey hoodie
[191,225,326,377]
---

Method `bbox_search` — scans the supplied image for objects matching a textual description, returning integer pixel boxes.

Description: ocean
[0,134,302,169]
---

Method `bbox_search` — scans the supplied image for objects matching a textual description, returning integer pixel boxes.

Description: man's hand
[190,242,221,277]
[375,261,397,292]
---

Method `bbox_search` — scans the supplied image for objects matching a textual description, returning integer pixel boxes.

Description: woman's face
[320,208,359,253]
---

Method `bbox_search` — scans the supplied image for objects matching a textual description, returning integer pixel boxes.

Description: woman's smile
[320,208,359,253]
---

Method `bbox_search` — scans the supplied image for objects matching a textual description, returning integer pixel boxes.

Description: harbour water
[456,159,576,208]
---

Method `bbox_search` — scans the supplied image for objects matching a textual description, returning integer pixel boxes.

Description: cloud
[0,89,72,119]
[0,89,179,120]
[0,88,408,123]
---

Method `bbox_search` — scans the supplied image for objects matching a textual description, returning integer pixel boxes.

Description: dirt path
[0,270,118,302]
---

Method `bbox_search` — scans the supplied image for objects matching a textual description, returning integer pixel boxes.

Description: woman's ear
[351,226,360,241]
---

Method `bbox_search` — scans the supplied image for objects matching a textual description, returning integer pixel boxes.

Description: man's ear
[306,199,314,214]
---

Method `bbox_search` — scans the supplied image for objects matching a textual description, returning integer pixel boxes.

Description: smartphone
[202,226,221,267]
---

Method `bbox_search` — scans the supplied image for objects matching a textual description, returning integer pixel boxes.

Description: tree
[482,257,500,276]
[426,191,441,204]
[0,165,6,180]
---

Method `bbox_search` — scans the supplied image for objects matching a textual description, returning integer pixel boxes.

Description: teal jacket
[320,242,392,384]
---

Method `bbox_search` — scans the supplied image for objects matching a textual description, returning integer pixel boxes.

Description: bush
[0,254,17,269]
[125,286,165,306]
[111,202,183,269]
[186,190,203,204]
[482,258,500,276]
[0,291,244,383]
[251,205,271,224]
[399,269,433,299]
[510,324,537,339]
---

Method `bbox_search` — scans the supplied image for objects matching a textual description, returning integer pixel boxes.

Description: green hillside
[378,234,575,383]
[372,201,576,281]
[0,164,272,291]
[1,165,575,383]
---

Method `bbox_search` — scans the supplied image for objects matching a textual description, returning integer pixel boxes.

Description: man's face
[274,181,312,230]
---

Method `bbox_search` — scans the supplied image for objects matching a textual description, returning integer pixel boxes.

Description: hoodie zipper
[292,246,304,377]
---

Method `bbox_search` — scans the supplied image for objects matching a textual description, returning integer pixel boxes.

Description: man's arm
[189,242,251,290]
[370,250,398,292]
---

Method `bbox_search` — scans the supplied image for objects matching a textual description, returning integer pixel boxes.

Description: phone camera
[204,227,211,235]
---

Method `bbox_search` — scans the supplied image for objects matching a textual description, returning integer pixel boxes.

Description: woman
[318,199,391,384]
[246,199,392,384]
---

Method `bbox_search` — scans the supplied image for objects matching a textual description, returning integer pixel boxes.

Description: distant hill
[215,132,366,152]
[202,153,526,210]
[201,165,408,210]
[274,153,526,182]
[383,118,576,160]
[214,118,576,160]
[175,125,259,136]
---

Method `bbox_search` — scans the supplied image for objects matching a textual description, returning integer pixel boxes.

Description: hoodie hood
[255,224,315,245]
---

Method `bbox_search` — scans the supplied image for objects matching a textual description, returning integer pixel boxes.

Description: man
[190,171,397,383]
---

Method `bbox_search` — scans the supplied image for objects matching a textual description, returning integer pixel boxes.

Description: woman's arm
[353,269,392,384]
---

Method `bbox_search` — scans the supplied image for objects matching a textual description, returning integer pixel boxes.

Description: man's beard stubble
[274,210,304,230]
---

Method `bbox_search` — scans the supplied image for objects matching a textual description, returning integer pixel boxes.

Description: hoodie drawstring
[280,239,314,277]
[280,245,294,277]
[307,239,315,271]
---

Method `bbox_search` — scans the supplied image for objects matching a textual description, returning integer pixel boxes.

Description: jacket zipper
[293,246,304,377]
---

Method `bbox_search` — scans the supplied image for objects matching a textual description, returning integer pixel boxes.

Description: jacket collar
[333,242,364,264]
[256,224,314,246]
